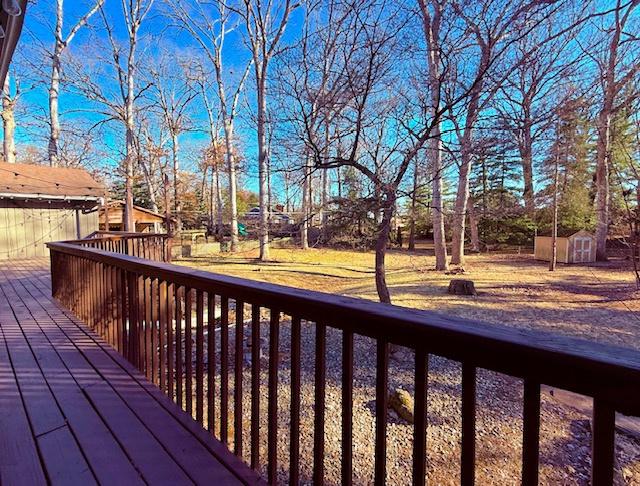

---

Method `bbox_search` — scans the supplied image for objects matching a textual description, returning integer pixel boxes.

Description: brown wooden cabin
[0,161,103,260]
[99,200,167,233]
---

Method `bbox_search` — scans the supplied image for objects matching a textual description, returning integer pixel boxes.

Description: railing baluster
[251,305,261,470]
[94,261,100,334]
[196,289,205,424]
[90,260,96,330]
[159,280,167,392]
[120,269,127,358]
[374,340,389,486]
[268,309,280,485]
[592,399,615,486]
[113,266,119,347]
[167,282,175,401]
[207,293,216,434]
[106,264,112,341]
[314,323,327,486]
[221,296,229,445]
[290,316,301,484]
[185,287,193,416]
[145,277,153,380]
[137,274,145,372]
[234,300,244,457]
[461,363,476,486]
[522,379,540,486]
[342,329,354,486]
[413,348,428,486]
[176,285,183,408]
[151,278,159,384]
[127,272,139,366]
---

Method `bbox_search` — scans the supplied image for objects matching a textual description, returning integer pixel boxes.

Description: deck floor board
[0,259,260,486]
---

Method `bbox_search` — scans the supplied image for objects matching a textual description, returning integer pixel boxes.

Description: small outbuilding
[0,162,104,260]
[534,230,596,264]
[99,200,167,233]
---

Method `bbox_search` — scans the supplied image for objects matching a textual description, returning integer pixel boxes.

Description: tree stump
[448,279,477,296]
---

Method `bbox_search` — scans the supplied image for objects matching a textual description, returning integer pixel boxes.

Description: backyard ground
[176,241,640,485]
[179,241,640,350]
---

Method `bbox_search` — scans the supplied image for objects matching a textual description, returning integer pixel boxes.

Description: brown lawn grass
[177,240,640,350]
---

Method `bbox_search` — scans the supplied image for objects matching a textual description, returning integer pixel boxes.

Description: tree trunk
[224,121,240,251]
[420,0,448,271]
[124,133,135,232]
[550,146,559,271]
[140,155,159,213]
[123,24,138,233]
[320,123,330,233]
[215,162,224,241]
[450,138,473,265]
[595,106,612,261]
[519,111,535,217]
[301,152,310,249]
[48,33,62,166]
[430,133,448,270]
[408,156,418,251]
[2,75,16,164]
[172,131,182,232]
[468,200,480,252]
[375,198,395,304]
[257,75,270,260]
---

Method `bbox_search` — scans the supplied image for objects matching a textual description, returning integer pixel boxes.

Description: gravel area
[177,311,640,485]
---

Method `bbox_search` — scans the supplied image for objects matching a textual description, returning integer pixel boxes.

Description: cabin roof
[0,162,105,200]
[101,200,167,223]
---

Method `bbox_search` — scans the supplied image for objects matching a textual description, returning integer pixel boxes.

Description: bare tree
[234,0,300,261]
[295,0,462,302]
[418,0,449,270]
[192,69,224,240]
[94,0,155,231]
[48,0,104,167]
[593,0,640,260]
[495,15,579,219]
[276,0,347,250]
[149,57,197,233]
[169,0,251,252]
[445,0,564,265]
[137,116,169,213]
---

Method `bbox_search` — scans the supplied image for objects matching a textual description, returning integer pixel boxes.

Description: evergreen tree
[539,97,595,234]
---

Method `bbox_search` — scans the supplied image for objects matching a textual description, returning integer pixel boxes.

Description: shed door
[574,237,591,263]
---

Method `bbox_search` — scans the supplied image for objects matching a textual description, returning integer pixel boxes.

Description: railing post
[49,250,59,299]
[592,399,615,486]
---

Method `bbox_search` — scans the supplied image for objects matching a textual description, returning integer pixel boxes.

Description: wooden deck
[0,259,260,486]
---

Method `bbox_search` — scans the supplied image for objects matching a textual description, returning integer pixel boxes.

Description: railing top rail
[46,240,640,415]
[64,232,169,244]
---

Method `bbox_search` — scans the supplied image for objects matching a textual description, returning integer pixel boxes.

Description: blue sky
[15,0,306,196]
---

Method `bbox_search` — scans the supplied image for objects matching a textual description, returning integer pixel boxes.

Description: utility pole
[550,138,560,272]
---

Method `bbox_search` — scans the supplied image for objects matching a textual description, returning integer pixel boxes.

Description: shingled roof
[0,162,105,199]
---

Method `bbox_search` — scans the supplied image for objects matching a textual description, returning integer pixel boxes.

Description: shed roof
[0,162,105,200]
[536,229,594,239]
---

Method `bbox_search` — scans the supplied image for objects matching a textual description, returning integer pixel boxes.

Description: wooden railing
[66,231,170,261]
[46,236,640,486]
